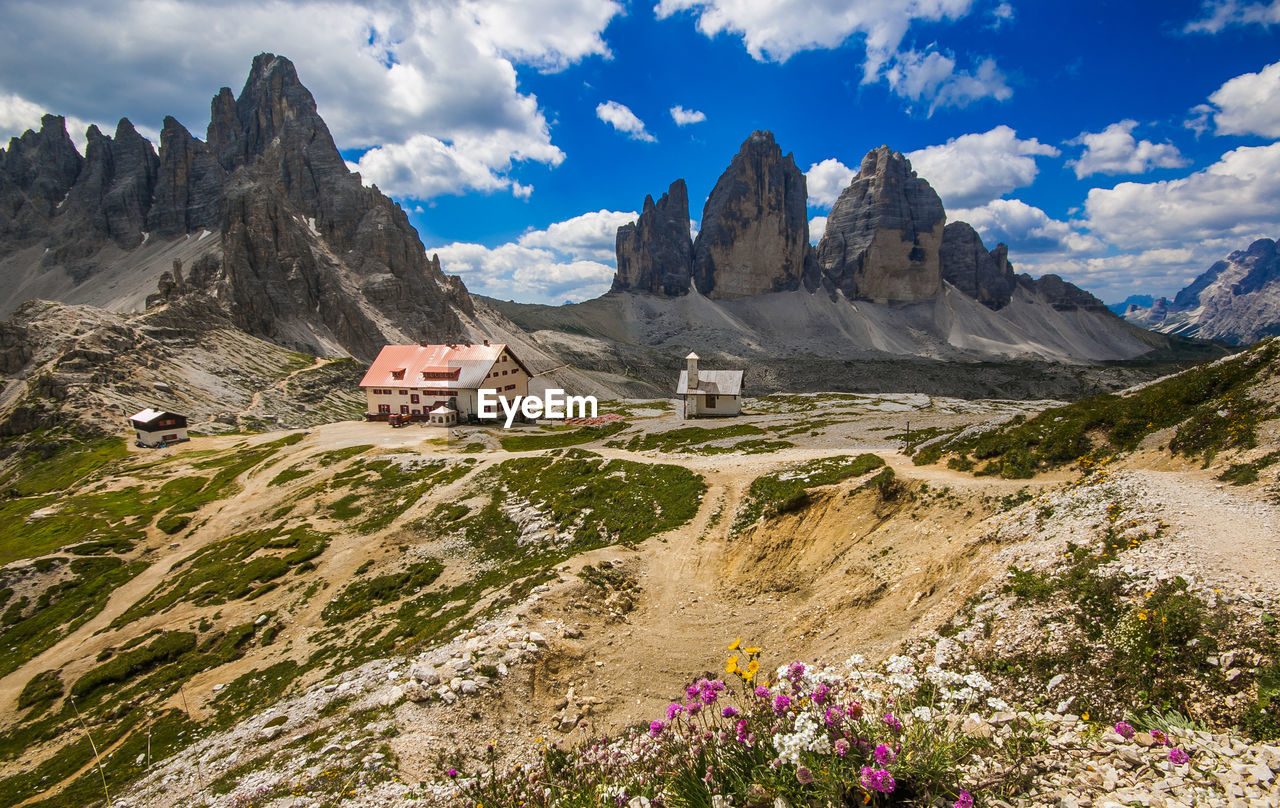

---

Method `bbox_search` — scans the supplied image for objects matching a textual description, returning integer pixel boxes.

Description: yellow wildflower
[725,655,740,675]
[744,646,761,655]
[728,637,742,651]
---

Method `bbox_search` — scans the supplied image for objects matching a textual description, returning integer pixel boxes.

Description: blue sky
[2,0,1279,305]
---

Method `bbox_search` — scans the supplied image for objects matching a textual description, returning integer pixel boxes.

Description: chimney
[686,351,699,383]
[483,339,490,346]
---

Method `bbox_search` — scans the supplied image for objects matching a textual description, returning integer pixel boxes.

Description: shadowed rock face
[817,146,944,303]
[613,179,693,296]
[940,221,1017,310]
[0,115,84,245]
[52,118,160,259]
[692,131,811,299]
[1018,272,1109,312]
[148,116,227,236]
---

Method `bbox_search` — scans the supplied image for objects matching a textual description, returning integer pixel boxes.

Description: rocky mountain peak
[939,221,1017,310]
[691,130,811,298]
[147,116,227,236]
[613,178,693,296]
[208,53,334,173]
[816,145,944,303]
[0,53,475,360]
[1130,235,1280,344]
[0,114,84,244]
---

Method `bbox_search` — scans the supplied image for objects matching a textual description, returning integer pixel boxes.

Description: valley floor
[1,387,1278,807]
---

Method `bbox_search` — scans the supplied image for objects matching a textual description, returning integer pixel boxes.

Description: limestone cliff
[691,131,811,299]
[939,221,1016,310]
[612,179,693,296]
[816,146,944,303]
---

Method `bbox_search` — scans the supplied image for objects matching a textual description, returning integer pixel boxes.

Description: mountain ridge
[1125,237,1280,345]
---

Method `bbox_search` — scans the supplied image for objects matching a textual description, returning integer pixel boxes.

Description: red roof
[359,344,531,389]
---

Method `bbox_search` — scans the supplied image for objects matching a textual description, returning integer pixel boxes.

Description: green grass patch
[16,670,62,715]
[480,450,705,548]
[616,423,767,454]
[0,436,129,496]
[113,525,329,626]
[323,457,475,534]
[0,557,147,677]
[917,340,1278,478]
[268,464,311,487]
[733,454,886,533]
[1218,450,1280,485]
[322,560,445,623]
[498,420,627,452]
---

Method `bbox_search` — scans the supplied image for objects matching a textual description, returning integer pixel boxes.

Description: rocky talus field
[0,342,1278,808]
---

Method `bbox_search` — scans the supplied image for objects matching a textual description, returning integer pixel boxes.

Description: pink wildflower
[649,720,665,737]
[954,790,973,808]
[834,738,850,757]
[773,694,792,714]
[1115,721,1135,739]
[874,743,896,765]
[860,766,896,794]
[1169,747,1189,765]
[666,703,684,720]
[882,712,903,732]
[796,766,814,785]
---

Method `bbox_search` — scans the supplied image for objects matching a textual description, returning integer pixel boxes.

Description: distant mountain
[1124,238,1280,345]
[595,132,1196,366]
[1108,295,1154,316]
[0,53,476,360]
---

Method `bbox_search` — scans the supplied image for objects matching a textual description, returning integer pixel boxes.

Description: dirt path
[1124,468,1280,602]
[244,355,327,415]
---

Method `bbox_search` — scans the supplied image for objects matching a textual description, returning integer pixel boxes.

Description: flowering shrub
[449,642,999,806]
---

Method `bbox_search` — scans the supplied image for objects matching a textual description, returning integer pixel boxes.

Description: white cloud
[670,105,706,126]
[354,131,554,199]
[950,198,1103,255]
[808,215,828,244]
[516,208,639,261]
[429,208,637,303]
[433,241,616,303]
[1066,120,1187,179]
[989,2,1014,27]
[0,91,49,141]
[882,50,1011,113]
[0,91,119,152]
[1184,0,1280,33]
[905,126,1058,208]
[1082,141,1280,250]
[1184,103,1214,137]
[654,0,972,70]
[0,0,623,200]
[804,158,857,208]
[1205,60,1280,138]
[654,0,1009,111]
[596,100,657,142]
[1014,242,1246,305]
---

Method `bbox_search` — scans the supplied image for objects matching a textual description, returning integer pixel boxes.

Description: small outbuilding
[427,405,458,426]
[677,352,743,418]
[129,408,189,447]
